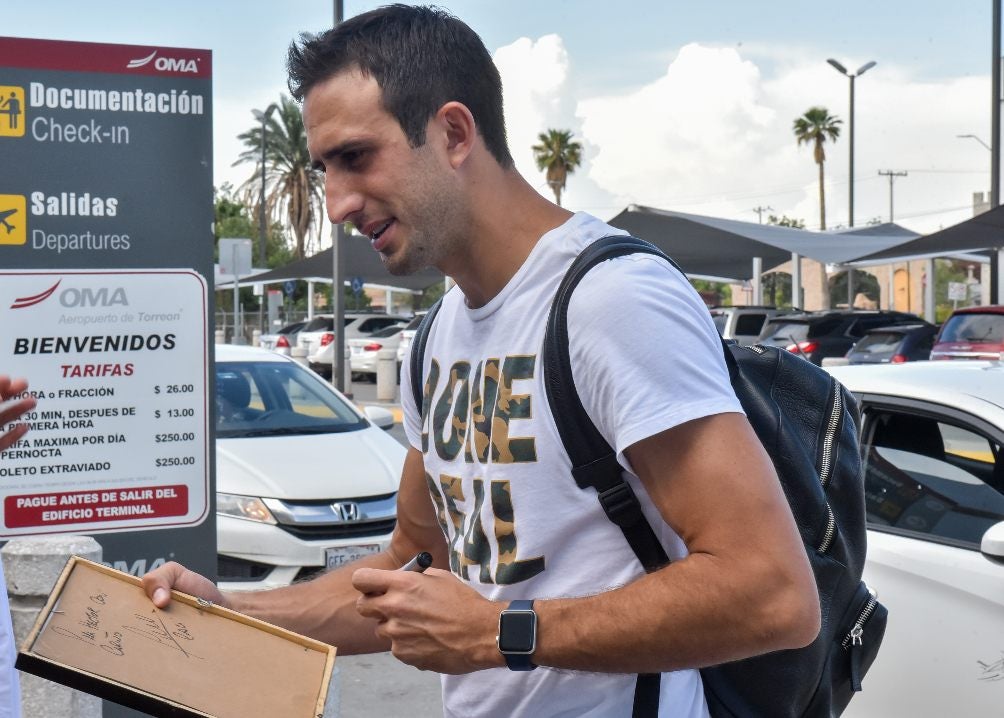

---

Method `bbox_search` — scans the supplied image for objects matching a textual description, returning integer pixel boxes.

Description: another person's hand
[0,376,35,452]
[142,562,229,610]
[353,566,500,674]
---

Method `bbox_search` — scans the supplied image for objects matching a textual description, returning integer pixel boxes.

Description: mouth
[369,220,393,242]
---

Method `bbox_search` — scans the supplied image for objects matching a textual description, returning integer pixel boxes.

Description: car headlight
[216,493,277,524]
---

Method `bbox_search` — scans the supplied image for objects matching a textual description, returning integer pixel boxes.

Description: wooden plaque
[16,556,336,718]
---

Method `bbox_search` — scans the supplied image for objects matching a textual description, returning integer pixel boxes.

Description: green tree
[235,96,324,259]
[213,184,293,268]
[767,214,806,229]
[793,107,841,231]
[531,128,582,206]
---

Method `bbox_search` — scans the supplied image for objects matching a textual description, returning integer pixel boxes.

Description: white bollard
[3,536,103,718]
[252,329,262,348]
[376,348,397,402]
[214,329,225,345]
[343,345,353,398]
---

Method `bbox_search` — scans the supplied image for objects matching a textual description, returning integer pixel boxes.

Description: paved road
[336,378,443,717]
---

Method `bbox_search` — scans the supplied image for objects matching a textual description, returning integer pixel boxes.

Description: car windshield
[402,314,426,331]
[852,332,904,355]
[370,325,404,339]
[760,320,809,344]
[939,313,1004,344]
[215,360,366,438]
[710,312,728,332]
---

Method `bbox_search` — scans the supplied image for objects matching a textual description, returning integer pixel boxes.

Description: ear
[432,101,476,169]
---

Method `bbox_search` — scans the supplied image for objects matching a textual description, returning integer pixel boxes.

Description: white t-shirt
[0,559,20,718]
[402,212,742,718]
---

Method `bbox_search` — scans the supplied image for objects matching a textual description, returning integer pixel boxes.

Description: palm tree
[793,107,841,231]
[235,95,323,259]
[531,129,583,206]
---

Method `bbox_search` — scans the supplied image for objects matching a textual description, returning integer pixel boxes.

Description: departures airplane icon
[0,208,16,234]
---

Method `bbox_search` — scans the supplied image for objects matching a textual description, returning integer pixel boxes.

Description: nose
[324,173,365,227]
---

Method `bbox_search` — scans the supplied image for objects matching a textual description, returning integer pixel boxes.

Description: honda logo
[332,502,360,522]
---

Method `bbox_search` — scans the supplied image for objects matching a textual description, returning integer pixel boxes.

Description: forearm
[226,550,399,653]
[530,551,818,674]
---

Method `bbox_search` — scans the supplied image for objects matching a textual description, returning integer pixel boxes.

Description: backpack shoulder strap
[543,234,677,573]
[409,298,443,418]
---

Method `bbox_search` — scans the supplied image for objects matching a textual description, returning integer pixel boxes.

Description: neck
[441,165,573,308]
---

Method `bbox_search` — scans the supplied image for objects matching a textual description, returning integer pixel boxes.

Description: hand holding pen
[400,551,432,573]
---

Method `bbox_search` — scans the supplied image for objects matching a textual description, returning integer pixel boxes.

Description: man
[0,375,35,718]
[144,6,819,716]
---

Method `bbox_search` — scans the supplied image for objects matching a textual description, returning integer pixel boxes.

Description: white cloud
[491,35,989,234]
[493,35,573,190]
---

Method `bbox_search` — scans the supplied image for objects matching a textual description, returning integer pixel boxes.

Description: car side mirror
[980,520,1004,565]
[363,405,395,431]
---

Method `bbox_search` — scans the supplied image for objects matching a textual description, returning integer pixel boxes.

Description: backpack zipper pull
[850,634,863,692]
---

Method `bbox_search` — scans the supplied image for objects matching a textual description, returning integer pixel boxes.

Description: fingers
[0,387,35,452]
[0,421,30,453]
[351,566,401,596]
[141,562,225,610]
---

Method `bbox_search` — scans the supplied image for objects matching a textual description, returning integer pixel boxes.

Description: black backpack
[410,235,887,718]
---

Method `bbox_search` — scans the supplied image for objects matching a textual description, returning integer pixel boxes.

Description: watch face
[499,610,536,654]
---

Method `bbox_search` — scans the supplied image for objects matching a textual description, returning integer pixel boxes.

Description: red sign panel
[0,37,211,78]
[5,485,189,529]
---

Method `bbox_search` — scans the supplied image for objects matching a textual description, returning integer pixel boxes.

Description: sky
[4,1,997,243]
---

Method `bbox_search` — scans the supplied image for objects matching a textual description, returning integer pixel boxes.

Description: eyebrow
[311,140,371,171]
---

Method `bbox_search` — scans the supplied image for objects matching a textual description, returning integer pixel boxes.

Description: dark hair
[287,4,513,168]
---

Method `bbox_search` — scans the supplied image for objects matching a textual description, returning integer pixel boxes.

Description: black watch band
[497,599,537,671]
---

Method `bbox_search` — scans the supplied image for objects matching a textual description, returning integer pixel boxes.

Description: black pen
[400,551,433,573]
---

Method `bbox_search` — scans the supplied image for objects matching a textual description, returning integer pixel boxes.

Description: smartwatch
[496,599,537,671]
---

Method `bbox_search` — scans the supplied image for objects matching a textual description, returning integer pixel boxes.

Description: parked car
[931,304,1004,360]
[845,323,938,365]
[825,361,1004,717]
[214,344,405,590]
[349,324,405,379]
[297,312,409,377]
[395,311,428,366]
[708,305,794,346]
[258,320,307,356]
[395,311,429,366]
[758,310,925,365]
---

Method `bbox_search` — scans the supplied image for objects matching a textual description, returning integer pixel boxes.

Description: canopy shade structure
[219,234,445,292]
[607,205,916,279]
[852,204,1004,263]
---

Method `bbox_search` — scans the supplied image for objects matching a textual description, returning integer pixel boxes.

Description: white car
[348,324,405,378]
[395,312,428,366]
[298,312,409,377]
[214,344,406,591]
[258,319,307,356]
[824,361,1004,717]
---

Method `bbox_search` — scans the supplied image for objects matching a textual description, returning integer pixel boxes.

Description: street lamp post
[252,104,279,268]
[827,59,876,228]
[828,58,875,309]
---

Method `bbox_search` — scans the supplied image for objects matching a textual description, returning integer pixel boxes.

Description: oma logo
[60,287,128,308]
[126,50,198,74]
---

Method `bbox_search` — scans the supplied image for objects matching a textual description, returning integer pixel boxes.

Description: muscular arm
[526,413,821,672]
[143,447,448,653]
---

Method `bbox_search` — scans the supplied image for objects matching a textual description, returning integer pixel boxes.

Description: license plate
[325,544,381,569]
[351,346,363,355]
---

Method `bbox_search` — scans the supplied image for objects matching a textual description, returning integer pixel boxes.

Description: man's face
[303,68,464,275]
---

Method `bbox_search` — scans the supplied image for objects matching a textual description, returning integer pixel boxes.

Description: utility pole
[752,206,773,224]
[330,0,348,394]
[877,170,908,222]
[992,0,1001,302]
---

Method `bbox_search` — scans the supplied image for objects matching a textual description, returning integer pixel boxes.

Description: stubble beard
[381,175,464,277]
